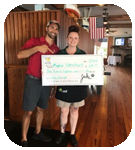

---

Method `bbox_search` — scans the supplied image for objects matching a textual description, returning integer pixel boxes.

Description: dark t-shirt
[21,37,59,78]
[55,46,88,102]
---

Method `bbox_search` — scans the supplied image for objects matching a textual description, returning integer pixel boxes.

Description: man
[17,20,60,147]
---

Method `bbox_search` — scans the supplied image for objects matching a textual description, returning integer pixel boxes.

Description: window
[94,38,108,58]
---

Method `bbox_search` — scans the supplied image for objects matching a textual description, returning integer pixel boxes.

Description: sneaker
[20,141,28,147]
[33,131,51,142]
[70,134,78,147]
[55,132,66,144]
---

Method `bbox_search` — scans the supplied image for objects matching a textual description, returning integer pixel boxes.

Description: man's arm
[17,46,38,59]
[17,45,54,59]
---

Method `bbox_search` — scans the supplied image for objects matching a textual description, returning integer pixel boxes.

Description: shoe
[33,131,51,142]
[70,134,78,147]
[55,132,66,144]
[20,141,28,147]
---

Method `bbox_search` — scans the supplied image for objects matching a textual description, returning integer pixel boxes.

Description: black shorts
[23,75,50,111]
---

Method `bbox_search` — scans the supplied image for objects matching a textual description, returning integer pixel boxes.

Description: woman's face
[67,32,79,47]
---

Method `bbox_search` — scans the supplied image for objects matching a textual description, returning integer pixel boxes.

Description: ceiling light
[105,27,109,32]
[103,12,108,17]
[106,31,109,35]
[103,17,108,24]
[103,8,108,25]
[103,8,108,17]
[98,4,105,6]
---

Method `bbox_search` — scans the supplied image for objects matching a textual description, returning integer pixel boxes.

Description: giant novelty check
[41,55,103,86]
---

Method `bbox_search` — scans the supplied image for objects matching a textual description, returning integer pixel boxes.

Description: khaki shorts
[57,99,85,108]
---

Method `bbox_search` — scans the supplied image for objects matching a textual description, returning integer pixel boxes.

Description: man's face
[46,24,59,39]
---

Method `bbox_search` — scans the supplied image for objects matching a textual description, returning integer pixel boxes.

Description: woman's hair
[67,25,80,36]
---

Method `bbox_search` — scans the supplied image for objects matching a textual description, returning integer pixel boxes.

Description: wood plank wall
[4,10,94,65]
[79,28,94,54]
[4,10,60,65]
[56,11,94,53]
[107,36,113,56]
[4,10,94,127]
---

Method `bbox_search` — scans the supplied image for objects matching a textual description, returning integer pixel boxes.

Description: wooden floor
[51,66,132,147]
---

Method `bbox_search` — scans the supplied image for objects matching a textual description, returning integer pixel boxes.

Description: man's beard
[47,32,56,39]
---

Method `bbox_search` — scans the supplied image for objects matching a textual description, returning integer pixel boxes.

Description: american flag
[89,17,105,39]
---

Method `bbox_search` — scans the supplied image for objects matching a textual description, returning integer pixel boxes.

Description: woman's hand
[49,86,55,98]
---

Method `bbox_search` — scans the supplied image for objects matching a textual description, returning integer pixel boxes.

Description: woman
[55,25,88,147]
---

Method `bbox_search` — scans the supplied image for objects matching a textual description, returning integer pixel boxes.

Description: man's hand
[37,45,54,54]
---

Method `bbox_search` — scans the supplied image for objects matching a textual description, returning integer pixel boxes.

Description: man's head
[46,20,60,29]
[46,20,60,39]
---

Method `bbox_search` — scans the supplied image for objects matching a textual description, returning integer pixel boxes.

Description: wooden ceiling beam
[76,4,114,7]
[108,15,131,21]
[51,4,114,9]
[91,14,131,21]
[109,23,132,28]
